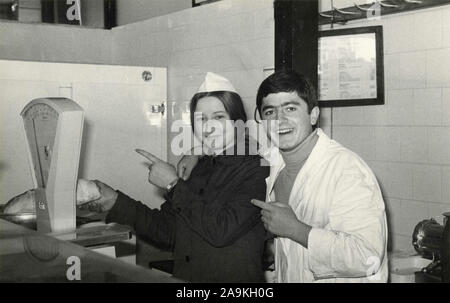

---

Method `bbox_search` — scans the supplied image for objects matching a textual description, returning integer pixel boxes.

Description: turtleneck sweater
[274,129,319,204]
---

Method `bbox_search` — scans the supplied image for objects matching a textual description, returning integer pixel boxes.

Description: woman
[87,73,270,282]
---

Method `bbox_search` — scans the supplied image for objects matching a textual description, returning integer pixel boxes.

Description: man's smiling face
[260,91,319,152]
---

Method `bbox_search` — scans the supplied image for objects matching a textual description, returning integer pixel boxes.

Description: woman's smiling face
[193,96,234,153]
[260,91,319,152]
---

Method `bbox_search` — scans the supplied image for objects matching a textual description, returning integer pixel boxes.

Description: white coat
[261,128,388,283]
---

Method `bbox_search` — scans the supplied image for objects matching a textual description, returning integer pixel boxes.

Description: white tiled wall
[321,5,450,253]
[112,0,275,164]
[0,22,112,64]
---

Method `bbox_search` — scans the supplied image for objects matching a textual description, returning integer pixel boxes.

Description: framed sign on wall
[318,26,384,107]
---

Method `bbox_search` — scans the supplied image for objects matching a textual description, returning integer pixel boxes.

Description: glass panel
[0,0,107,29]
[0,0,19,21]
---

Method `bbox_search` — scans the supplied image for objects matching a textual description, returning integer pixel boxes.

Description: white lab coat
[261,128,388,283]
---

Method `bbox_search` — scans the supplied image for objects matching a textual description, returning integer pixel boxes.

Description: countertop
[0,219,183,283]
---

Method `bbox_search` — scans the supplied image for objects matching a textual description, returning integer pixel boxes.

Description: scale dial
[22,103,58,188]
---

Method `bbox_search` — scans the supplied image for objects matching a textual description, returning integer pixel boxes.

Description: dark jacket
[106,153,269,282]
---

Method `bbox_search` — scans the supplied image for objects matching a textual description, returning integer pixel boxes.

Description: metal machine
[412,212,450,282]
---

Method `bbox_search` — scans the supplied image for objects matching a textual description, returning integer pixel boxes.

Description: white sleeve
[307,163,387,280]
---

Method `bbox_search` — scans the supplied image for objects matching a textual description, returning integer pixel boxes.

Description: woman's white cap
[197,72,237,94]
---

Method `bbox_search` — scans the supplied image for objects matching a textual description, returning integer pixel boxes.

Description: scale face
[22,103,58,189]
[21,98,84,233]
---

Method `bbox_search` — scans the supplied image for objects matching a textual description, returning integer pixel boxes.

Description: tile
[220,69,263,99]
[384,54,400,90]
[443,7,450,47]
[428,127,450,165]
[443,166,450,205]
[398,127,428,163]
[137,51,170,68]
[229,12,256,43]
[194,22,224,49]
[214,0,273,16]
[398,200,429,236]
[397,51,427,89]
[374,127,402,162]
[238,38,275,70]
[211,17,237,46]
[168,50,196,77]
[190,1,220,22]
[171,24,209,52]
[387,163,415,200]
[332,106,366,126]
[442,88,450,126]
[392,234,416,254]
[166,9,193,28]
[384,198,402,236]
[413,9,442,50]
[386,89,414,126]
[384,14,414,54]
[367,161,389,195]
[350,126,376,161]
[426,48,450,88]
[40,27,78,62]
[412,88,442,126]
[319,108,331,132]
[412,164,442,203]
[225,0,263,13]
[215,0,246,17]
[332,126,355,149]
[143,31,172,53]
[211,43,255,71]
[185,47,222,72]
[362,104,389,126]
[371,161,414,200]
[253,8,275,40]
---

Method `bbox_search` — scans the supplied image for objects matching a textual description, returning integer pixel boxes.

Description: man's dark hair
[256,70,318,117]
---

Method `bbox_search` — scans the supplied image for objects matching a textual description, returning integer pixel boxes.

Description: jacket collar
[264,128,330,197]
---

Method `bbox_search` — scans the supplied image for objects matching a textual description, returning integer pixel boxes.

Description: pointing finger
[135,149,162,163]
[251,199,273,210]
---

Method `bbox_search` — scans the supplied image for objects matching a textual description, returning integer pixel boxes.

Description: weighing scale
[18,98,132,250]
[21,98,84,233]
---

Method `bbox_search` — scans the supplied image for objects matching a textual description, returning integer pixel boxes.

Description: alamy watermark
[66,0,81,21]
[66,256,81,281]
[170,115,281,162]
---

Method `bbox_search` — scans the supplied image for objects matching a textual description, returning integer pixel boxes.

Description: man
[250,70,388,282]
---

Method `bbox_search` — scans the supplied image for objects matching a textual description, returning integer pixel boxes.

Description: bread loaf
[3,189,36,214]
[76,179,101,205]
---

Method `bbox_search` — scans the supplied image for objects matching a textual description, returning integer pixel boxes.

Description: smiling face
[193,96,234,152]
[260,91,319,152]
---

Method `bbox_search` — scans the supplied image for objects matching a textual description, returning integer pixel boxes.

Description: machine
[412,212,450,282]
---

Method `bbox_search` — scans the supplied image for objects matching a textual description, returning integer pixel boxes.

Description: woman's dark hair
[189,91,247,129]
[255,70,318,118]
